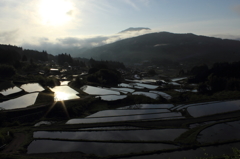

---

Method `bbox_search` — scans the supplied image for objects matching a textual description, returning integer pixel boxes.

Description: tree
[22,55,28,62]
[147,69,157,76]
[0,64,16,78]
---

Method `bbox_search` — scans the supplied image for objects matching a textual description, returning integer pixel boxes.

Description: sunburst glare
[38,0,73,26]
[55,92,69,101]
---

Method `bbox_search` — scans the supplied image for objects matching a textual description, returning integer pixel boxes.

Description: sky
[0,0,240,56]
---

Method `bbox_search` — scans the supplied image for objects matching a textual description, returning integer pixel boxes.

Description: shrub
[87,69,122,85]
[0,64,16,78]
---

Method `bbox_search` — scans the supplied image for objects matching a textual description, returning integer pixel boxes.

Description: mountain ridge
[78,32,240,68]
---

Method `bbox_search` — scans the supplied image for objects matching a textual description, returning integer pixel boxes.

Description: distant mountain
[78,32,240,68]
[119,27,151,33]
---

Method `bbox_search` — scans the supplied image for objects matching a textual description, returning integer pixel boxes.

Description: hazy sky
[0,0,240,55]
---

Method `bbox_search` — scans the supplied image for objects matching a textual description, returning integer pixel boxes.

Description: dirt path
[1,133,26,154]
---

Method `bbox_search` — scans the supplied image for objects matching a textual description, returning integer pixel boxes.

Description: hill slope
[79,32,240,67]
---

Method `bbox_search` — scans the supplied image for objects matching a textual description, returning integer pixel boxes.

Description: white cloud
[210,34,240,40]
[0,30,19,44]
[21,29,156,56]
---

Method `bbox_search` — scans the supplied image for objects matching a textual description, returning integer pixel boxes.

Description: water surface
[109,87,135,93]
[0,86,22,96]
[125,79,157,83]
[50,86,80,101]
[81,85,120,95]
[150,91,172,100]
[171,77,187,82]
[27,140,177,156]
[34,129,187,141]
[133,92,159,99]
[87,109,170,118]
[134,83,158,89]
[118,104,174,109]
[187,100,240,117]
[66,112,183,124]
[120,142,240,159]
[198,120,240,143]
[20,83,44,92]
[0,93,39,110]
[118,83,144,89]
[60,81,70,86]
[96,95,127,101]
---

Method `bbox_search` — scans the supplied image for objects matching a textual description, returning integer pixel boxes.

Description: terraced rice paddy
[26,80,240,158]
[0,93,39,110]
[0,86,22,96]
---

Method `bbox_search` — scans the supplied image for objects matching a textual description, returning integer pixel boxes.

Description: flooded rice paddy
[187,100,240,117]
[22,79,240,158]
[132,92,159,99]
[118,104,174,109]
[86,109,170,118]
[20,83,44,92]
[198,120,240,143]
[120,142,240,159]
[81,85,120,95]
[50,86,80,101]
[96,95,127,101]
[34,129,187,141]
[0,93,39,110]
[66,112,184,124]
[27,140,177,156]
[0,86,22,96]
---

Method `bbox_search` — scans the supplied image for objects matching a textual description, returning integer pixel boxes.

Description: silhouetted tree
[22,55,28,62]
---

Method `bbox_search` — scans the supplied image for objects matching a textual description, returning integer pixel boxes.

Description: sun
[55,92,68,101]
[38,0,73,26]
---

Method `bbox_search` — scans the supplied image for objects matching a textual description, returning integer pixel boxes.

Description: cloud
[21,29,156,56]
[56,36,109,47]
[0,30,19,44]
[211,34,240,40]
[66,10,74,16]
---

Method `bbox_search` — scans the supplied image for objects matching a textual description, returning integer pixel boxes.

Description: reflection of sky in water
[135,83,158,89]
[0,86,22,96]
[109,87,135,93]
[133,92,159,99]
[79,126,140,130]
[34,129,187,141]
[121,142,240,159]
[118,104,174,109]
[0,93,39,110]
[150,91,172,100]
[171,77,187,82]
[60,81,70,86]
[87,109,170,118]
[118,83,158,89]
[27,140,177,156]
[66,112,183,124]
[96,95,127,101]
[81,85,120,95]
[21,83,44,92]
[125,79,157,83]
[198,120,240,143]
[50,86,79,101]
[34,121,53,127]
[118,83,144,89]
[187,100,240,117]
